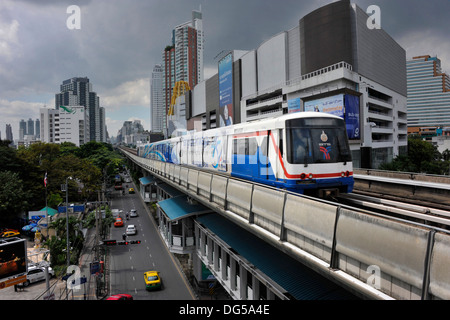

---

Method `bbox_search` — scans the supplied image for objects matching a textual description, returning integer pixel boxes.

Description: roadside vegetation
[0,140,124,274]
[379,135,450,175]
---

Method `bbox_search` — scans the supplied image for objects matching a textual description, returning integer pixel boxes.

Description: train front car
[284,113,353,197]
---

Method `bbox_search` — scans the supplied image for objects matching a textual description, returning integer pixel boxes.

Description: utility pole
[65,176,72,268]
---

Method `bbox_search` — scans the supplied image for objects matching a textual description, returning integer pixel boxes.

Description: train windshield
[286,117,352,165]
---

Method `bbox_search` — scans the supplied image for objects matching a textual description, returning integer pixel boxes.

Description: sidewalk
[71,227,103,300]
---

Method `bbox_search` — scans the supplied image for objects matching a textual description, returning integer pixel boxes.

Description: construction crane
[168,81,190,116]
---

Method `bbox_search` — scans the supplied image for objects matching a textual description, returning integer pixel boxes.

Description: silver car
[126,224,137,235]
[23,265,55,286]
[130,209,138,217]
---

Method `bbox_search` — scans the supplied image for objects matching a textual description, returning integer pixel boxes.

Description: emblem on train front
[320,130,328,142]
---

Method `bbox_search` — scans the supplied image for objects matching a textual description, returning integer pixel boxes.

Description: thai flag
[44,172,48,187]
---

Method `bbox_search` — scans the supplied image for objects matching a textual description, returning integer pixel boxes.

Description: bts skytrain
[138,112,354,197]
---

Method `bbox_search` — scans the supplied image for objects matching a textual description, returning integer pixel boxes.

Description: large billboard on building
[218,52,233,126]
[0,238,27,283]
[304,94,360,139]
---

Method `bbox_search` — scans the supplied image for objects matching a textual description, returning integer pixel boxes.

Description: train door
[257,132,270,181]
[268,129,285,181]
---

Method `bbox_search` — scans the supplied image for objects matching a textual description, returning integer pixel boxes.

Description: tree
[0,171,28,222]
[407,136,440,172]
[380,136,450,175]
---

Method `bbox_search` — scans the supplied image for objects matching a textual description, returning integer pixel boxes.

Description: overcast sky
[1,0,449,140]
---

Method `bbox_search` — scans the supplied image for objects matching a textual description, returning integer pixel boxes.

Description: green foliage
[0,141,123,220]
[380,136,450,175]
[0,171,28,223]
[45,216,84,267]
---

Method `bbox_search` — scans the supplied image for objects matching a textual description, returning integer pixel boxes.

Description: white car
[23,265,55,287]
[126,225,137,235]
[130,209,138,217]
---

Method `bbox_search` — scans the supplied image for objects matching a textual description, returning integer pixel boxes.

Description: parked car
[126,225,137,235]
[144,271,162,291]
[114,217,124,227]
[130,209,138,217]
[106,294,133,300]
[1,230,20,238]
[23,265,54,287]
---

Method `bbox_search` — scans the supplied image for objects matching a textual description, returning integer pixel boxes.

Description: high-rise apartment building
[27,118,34,136]
[407,55,450,131]
[5,124,13,142]
[19,119,26,140]
[160,9,204,137]
[151,64,165,133]
[35,118,40,139]
[55,77,107,143]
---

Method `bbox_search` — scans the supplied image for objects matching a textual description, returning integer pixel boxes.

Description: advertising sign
[344,94,360,139]
[304,94,344,117]
[288,97,301,113]
[304,94,360,140]
[218,52,233,126]
[0,238,27,283]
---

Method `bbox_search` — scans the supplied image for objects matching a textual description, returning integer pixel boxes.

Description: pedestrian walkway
[71,227,103,300]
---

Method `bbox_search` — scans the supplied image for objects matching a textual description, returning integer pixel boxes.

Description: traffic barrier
[429,232,450,299]
[335,208,429,299]
[251,185,284,236]
[226,179,253,220]
[284,195,337,263]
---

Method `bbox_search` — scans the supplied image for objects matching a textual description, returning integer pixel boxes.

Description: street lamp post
[65,176,72,267]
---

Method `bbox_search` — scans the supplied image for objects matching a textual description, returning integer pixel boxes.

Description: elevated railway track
[119,146,450,300]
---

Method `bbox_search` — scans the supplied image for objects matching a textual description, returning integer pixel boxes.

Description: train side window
[233,138,247,155]
[248,138,257,155]
[260,136,268,157]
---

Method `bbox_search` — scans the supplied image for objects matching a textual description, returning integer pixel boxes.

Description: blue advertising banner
[344,94,360,140]
[288,97,301,113]
[218,52,233,126]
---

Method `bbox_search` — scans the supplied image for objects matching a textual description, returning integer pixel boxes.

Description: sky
[1,0,450,140]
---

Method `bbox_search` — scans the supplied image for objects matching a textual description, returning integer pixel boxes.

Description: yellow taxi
[128,188,135,194]
[1,230,20,238]
[143,271,162,291]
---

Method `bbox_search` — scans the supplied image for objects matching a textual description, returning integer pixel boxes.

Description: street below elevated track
[107,180,196,300]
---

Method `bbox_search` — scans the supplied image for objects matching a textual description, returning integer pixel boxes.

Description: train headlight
[341,171,350,177]
[308,173,313,179]
[300,173,306,180]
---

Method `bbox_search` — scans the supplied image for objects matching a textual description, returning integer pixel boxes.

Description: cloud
[100,78,150,111]
[398,30,450,73]
[0,19,20,61]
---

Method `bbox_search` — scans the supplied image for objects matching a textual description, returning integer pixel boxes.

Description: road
[107,178,195,300]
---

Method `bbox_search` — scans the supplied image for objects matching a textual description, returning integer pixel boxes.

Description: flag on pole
[44,172,48,187]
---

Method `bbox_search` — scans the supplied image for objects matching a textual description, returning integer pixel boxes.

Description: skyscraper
[19,119,26,140]
[151,64,165,133]
[173,9,204,88]
[35,118,40,139]
[5,124,13,142]
[27,118,34,136]
[161,9,204,137]
[407,55,450,130]
[55,77,107,142]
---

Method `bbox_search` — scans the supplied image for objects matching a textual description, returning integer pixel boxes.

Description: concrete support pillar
[213,242,220,272]
[239,264,247,300]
